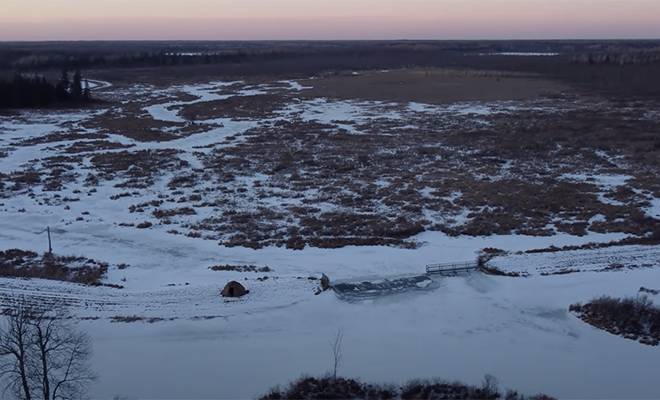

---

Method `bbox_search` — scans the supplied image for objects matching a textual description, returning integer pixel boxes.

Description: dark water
[332,274,440,301]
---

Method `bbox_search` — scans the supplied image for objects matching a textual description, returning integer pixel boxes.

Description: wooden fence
[425,261,479,275]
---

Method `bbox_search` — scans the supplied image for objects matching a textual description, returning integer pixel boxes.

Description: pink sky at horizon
[1,0,659,41]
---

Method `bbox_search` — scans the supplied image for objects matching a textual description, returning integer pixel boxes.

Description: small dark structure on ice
[222,281,248,297]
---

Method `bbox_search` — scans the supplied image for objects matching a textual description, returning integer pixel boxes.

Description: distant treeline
[2,40,660,72]
[2,40,660,100]
[0,69,92,109]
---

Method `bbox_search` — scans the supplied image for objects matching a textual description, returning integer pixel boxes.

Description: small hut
[221,281,247,297]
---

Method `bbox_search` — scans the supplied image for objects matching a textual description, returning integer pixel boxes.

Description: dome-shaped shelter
[221,281,247,297]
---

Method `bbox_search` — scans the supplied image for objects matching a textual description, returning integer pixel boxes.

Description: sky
[1,0,659,41]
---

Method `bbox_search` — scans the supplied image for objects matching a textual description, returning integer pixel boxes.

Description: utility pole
[47,226,52,254]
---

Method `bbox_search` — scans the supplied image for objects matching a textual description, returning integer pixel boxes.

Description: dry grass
[185,101,659,249]
[13,131,108,146]
[82,106,220,142]
[297,68,568,104]
[88,149,185,188]
[64,140,133,154]
[179,94,288,120]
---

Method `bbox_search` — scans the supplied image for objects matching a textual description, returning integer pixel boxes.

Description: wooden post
[47,226,52,254]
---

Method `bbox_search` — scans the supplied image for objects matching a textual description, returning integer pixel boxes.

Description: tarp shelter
[222,281,247,297]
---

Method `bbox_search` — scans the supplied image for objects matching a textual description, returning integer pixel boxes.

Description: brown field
[298,69,570,103]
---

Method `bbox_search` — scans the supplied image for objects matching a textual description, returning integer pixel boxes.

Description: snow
[408,101,494,116]
[86,79,112,91]
[1,80,660,400]
[2,218,656,397]
[81,264,660,400]
[280,80,312,91]
[646,196,660,218]
[144,82,241,122]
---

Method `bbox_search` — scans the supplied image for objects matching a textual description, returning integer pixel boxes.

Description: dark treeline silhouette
[3,39,660,71]
[2,40,660,100]
[0,69,91,109]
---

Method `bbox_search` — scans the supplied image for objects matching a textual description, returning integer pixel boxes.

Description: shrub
[540,268,580,276]
[639,287,660,295]
[209,265,272,273]
[258,374,554,400]
[111,315,144,323]
[570,294,660,346]
[480,265,521,277]
[0,249,113,286]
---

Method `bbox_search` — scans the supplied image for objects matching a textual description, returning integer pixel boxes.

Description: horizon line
[3,37,660,43]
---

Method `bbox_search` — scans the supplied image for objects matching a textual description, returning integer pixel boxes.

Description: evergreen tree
[59,68,70,92]
[71,69,83,101]
[0,71,92,109]
[83,79,91,101]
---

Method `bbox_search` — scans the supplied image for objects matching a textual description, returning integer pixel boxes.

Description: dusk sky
[1,0,659,41]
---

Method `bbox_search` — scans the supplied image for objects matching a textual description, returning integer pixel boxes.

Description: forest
[0,69,92,109]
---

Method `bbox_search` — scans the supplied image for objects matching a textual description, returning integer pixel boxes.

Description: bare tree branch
[329,328,343,380]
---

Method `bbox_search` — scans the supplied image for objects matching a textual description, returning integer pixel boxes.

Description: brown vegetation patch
[152,207,196,219]
[179,94,288,120]
[570,295,660,346]
[209,265,272,273]
[297,68,568,104]
[89,149,184,187]
[13,131,108,146]
[166,96,660,249]
[82,107,218,142]
[64,140,133,153]
[0,248,112,286]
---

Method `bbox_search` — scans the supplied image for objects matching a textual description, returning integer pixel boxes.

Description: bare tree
[0,299,97,400]
[481,374,500,399]
[0,302,33,400]
[329,328,343,380]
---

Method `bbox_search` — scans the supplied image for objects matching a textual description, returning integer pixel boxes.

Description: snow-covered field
[1,79,660,399]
